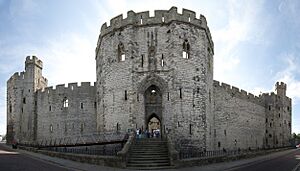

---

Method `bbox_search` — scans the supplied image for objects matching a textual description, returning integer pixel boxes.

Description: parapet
[7,72,25,83]
[97,7,214,53]
[275,81,287,89]
[25,55,43,69]
[213,80,264,106]
[38,82,96,95]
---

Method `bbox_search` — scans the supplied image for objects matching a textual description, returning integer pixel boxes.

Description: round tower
[95,7,214,149]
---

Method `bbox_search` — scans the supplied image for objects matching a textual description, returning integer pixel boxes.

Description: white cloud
[275,54,300,104]
[213,0,267,82]
[38,32,96,86]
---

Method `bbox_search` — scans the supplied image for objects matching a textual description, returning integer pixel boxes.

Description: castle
[7,7,292,151]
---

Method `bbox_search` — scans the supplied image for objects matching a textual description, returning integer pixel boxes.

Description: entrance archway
[147,114,161,138]
[144,85,162,137]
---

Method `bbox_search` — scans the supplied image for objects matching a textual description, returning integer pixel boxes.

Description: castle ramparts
[96,6,214,55]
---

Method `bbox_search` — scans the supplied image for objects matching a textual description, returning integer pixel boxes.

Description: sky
[0,0,299,135]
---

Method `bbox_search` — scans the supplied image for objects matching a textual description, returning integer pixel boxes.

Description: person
[136,128,140,139]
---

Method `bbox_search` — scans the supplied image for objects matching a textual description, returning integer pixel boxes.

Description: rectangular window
[224,130,227,136]
[23,97,26,104]
[161,54,164,67]
[179,88,182,99]
[125,90,128,100]
[189,124,192,135]
[49,105,51,111]
[141,55,144,67]
[167,92,170,101]
[121,54,125,61]
[81,103,83,109]
[94,102,97,109]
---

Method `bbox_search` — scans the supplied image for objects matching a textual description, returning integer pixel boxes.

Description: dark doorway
[144,85,162,137]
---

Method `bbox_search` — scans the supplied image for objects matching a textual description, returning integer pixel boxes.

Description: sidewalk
[2,142,299,171]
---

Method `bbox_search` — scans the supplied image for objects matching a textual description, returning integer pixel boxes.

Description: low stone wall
[176,147,292,168]
[18,146,123,168]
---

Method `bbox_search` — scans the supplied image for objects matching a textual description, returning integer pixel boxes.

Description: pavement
[1,142,300,171]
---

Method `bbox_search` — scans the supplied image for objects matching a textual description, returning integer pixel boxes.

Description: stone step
[126,162,170,167]
[126,166,172,170]
[128,159,170,164]
[129,156,170,160]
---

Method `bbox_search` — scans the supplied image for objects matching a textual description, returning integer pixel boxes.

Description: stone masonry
[7,7,292,151]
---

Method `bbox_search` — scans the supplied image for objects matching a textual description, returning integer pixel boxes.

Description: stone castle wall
[213,81,266,150]
[36,82,97,142]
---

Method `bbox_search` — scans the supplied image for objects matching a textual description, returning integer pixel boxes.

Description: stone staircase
[126,138,171,170]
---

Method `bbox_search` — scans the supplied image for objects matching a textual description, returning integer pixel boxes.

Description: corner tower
[95,7,214,150]
[7,56,47,144]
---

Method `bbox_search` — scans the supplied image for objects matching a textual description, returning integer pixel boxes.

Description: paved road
[225,149,300,171]
[1,142,300,171]
[0,143,71,171]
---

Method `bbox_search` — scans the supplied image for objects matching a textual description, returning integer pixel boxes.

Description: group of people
[136,128,160,138]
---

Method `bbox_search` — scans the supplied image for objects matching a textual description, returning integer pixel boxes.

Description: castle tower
[263,81,291,148]
[7,56,47,144]
[95,7,214,150]
[275,82,286,97]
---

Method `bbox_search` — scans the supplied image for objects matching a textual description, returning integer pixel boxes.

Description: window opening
[179,88,182,99]
[50,124,53,133]
[63,98,69,108]
[81,103,83,109]
[125,90,128,100]
[118,43,125,61]
[49,105,51,111]
[182,40,190,59]
[23,97,26,104]
[141,55,144,67]
[161,54,164,67]
[189,124,192,135]
[140,16,143,24]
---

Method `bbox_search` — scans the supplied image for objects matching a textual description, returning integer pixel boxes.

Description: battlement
[25,55,43,69]
[7,72,26,83]
[213,80,264,105]
[275,81,287,89]
[38,82,96,94]
[97,7,213,53]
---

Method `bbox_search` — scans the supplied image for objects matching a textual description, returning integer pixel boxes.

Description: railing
[178,146,293,159]
[44,144,123,156]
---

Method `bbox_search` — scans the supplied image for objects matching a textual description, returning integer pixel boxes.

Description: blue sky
[0,0,299,135]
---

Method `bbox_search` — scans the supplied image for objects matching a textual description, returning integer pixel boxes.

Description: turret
[6,56,47,144]
[275,82,287,97]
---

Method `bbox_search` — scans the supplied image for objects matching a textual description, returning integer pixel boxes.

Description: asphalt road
[0,143,71,171]
[226,148,300,171]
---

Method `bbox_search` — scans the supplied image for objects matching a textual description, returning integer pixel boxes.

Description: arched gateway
[144,85,162,137]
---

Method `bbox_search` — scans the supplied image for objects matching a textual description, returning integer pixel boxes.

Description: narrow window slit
[125,90,128,100]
